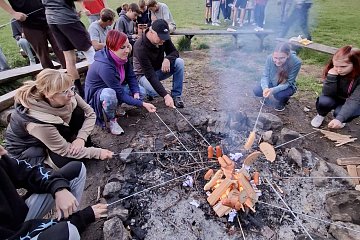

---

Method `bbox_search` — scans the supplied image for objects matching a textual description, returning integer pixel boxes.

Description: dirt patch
[76,47,360,239]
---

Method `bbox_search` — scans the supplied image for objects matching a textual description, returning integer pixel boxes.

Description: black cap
[151,19,170,41]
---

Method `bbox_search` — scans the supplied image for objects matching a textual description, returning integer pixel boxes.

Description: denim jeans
[316,95,360,122]
[138,58,184,98]
[0,47,9,71]
[279,3,312,40]
[100,85,146,120]
[254,4,266,28]
[17,38,36,64]
[253,84,295,105]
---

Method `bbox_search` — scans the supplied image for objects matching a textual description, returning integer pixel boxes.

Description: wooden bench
[276,38,338,55]
[172,29,274,50]
[0,61,61,85]
[0,61,89,113]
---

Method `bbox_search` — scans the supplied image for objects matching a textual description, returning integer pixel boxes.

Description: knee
[174,58,184,69]
[79,163,87,179]
[17,38,27,47]
[253,85,263,97]
[100,88,117,104]
[317,95,335,108]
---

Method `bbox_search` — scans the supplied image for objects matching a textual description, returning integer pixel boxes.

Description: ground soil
[77,44,360,239]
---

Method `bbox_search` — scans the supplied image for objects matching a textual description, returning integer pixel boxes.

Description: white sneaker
[109,119,124,135]
[254,27,264,32]
[311,114,325,128]
[212,22,220,26]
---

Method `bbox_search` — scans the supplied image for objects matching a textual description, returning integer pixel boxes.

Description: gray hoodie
[114,13,136,43]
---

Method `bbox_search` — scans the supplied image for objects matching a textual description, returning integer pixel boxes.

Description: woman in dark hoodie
[85,30,156,135]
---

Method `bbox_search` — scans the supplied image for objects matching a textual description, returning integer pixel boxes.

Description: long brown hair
[273,42,291,84]
[323,45,360,81]
[15,69,73,107]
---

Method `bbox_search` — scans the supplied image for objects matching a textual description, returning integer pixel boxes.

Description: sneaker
[254,27,264,32]
[173,96,184,108]
[274,103,285,111]
[311,114,325,128]
[212,22,220,26]
[109,119,124,135]
[232,22,235,27]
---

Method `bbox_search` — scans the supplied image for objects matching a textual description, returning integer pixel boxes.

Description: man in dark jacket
[0,0,66,69]
[133,19,185,108]
[0,145,107,239]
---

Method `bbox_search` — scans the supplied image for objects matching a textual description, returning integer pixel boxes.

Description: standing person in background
[42,0,96,97]
[0,46,10,71]
[211,0,220,26]
[11,19,37,66]
[311,46,360,129]
[253,42,302,111]
[88,8,115,51]
[278,0,293,25]
[147,0,177,33]
[82,0,106,23]
[254,0,268,31]
[218,0,230,22]
[114,3,141,46]
[279,0,313,40]
[232,0,247,27]
[0,0,66,69]
[137,0,151,34]
[205,0,212,24]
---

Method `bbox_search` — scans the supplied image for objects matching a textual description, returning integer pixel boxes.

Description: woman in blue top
[253,42,302,111]
[85,30,156,135]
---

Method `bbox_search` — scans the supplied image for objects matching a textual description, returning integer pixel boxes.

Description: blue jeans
[279,3,312,40]
[253,84,295,105]
[17,38,36,64]
[100,86,146,120]
[316,95,360,122]
[254,4,266,28]
[138,58,184,98]
[0,47,9,71]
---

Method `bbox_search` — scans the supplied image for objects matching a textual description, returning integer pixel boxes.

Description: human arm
[80,1,91,16]
[164,40,179,63]
[88,24,106,50]
[260,55,272,96]
[335,79,360,123]
[0,0,27,21]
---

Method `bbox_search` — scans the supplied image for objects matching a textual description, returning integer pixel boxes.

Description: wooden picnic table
[277,38,338,55]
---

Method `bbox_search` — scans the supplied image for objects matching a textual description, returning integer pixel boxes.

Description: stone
[164,133,176,142]
[103,217,131,240]
[280,128,302,148]
[326,191,360,224]
[262,130,274,144]
[103,182,122,198]
[108,206,129,221]
[176,119,192,132]
[296,232,334,240]
[329,221,360,240]
[311,159,352,187]
[257,113,283,131]
[286,147,303,167]
[119,148,133,161]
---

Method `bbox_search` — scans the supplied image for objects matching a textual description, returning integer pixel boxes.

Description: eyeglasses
[59,86,76,96]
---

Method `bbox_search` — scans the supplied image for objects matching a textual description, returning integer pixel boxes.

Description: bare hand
[84,9,91,16]
[91,203,108,219]
[263,88,272,98]
[0,146,8,156]
[12,12,27,21]
[100,149,113,160]
[161,58,170,73]
[69,138,85,155]
[164,94,175,108]
[328,68,338,75]
[328,119,343,129]
[55,189,78,220]
[133,93,140,99]
[143,102,157,112]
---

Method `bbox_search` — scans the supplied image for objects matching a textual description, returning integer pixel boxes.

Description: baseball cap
[151,19,170,41]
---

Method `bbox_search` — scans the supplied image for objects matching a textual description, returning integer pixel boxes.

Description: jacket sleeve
[260,55,272,90]
[74,94,97,141]
[135,48,168,97]
[322,74,338,97]
[125,62,141,95]
[67,206,95,234]
[1,154,70,196]
[97,63,143,107]
[272,54,302,94]
[164,40,179,63]
[336,80,360,122]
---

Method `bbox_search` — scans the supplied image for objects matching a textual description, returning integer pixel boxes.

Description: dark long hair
[273,42,292,84]
[323,45,360,81]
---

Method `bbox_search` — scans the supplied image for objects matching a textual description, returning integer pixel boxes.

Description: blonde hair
[15,68,73,107]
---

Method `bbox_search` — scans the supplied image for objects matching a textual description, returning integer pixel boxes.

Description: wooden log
[207,178,233,206]
[204,169,223,191]
[347,165,359,185]
[357,166,360,179]
[237,173,257,200]
[337,157,360,166]
[213,201,232,217]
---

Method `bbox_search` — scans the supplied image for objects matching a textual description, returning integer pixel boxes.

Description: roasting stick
[274,130,318,149]
[237,216,246,240]
[112,150,204,156]
[244,98,265,150]
[258,200,360,234]
[174,108,212,146]
[0,8,44,29]
[263,176,314,240]
[107,165,214,206]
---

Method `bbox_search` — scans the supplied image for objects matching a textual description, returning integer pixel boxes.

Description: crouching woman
[253,42,302,111]
[5,69,113,169]
[311,46,360,129]
[85,30,156,135]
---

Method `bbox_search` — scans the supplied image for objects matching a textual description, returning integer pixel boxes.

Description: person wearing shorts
[232,0,247,27]
[42,0,96,97]
[205,0,212,24]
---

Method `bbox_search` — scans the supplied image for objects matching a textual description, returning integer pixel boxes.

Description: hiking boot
[109,119,124,135]
[173,96,184,108]
[274,103,285,111]
[311,114,325,128]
